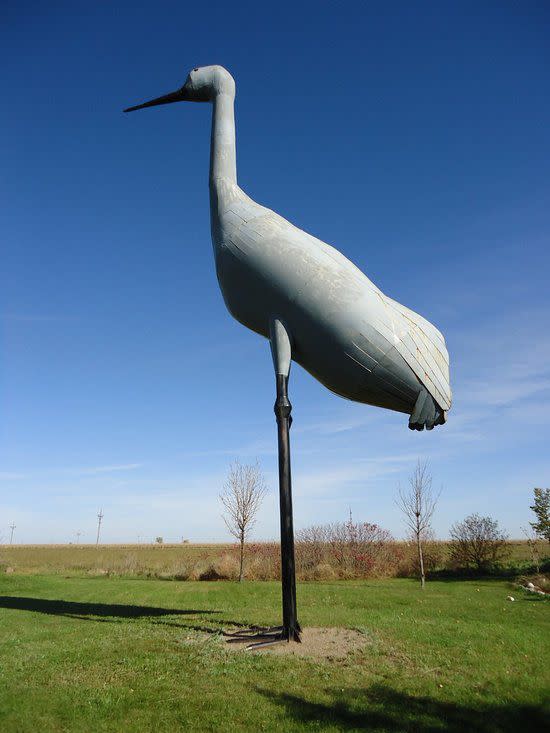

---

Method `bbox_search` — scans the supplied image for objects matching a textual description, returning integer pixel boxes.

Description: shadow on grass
[0,595,257,634]
[521,594,548,602]
[258,683,549,732]
[427,558,550,581]
[0,596,220,620]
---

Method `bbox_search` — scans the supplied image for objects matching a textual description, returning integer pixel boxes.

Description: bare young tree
[396,460,440,589]
[220,461,267,582]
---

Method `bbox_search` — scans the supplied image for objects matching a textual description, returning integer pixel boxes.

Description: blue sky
[2,2,549,543]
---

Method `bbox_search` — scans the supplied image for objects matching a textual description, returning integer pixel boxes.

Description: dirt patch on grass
[225,626,368,659]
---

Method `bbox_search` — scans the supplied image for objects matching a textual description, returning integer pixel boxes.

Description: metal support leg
[275,373,301,642]
[224,319,301,649]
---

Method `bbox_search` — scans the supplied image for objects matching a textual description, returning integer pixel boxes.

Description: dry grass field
[0,540,539,580]
[0,543,232,579]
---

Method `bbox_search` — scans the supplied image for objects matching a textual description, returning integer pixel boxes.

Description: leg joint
[274,396,292,420]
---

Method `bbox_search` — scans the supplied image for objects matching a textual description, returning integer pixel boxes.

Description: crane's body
[212,176,450,427]
[124,64,452,643]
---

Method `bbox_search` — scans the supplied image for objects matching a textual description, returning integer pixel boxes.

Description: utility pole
[9,523,16,545]
[96,509,103,546]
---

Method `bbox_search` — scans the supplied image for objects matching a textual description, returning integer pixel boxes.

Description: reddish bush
[296,518,396,579]
[245,542,281,580]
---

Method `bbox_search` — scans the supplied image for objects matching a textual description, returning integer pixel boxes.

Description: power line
[96,509,103,546]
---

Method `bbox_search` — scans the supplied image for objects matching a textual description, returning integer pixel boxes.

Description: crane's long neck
[209,91,237,186]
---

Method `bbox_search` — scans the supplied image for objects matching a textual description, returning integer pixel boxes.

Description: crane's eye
[193,67,198,72]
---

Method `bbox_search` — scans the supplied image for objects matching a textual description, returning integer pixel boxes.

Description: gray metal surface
[125,65,451,430]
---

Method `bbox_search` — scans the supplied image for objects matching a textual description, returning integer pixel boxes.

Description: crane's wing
[379,295,452,413]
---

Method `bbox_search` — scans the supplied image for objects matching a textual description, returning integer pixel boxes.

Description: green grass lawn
[0,574,548,732]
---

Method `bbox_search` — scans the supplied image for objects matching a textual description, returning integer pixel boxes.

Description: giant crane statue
[124,65,451,646]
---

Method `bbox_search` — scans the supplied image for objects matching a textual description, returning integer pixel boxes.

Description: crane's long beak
[123,87,189,113]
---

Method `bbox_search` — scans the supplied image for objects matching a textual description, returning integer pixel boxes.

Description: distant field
[0,543,232,577]
[0,540,536,578]
[0,573,548,732]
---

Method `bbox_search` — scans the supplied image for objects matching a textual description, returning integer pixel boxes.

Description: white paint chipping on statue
[125,65,451,431]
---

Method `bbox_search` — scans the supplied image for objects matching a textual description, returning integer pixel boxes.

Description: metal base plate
[224,625,301,650]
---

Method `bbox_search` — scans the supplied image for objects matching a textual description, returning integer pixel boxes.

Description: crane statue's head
[124,65,235,112]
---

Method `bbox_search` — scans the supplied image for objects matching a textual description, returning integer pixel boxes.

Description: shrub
[164,562,190,581]
[245,543,280,580]
[118,552,141,575]
[396,537,444,578]
[312,563,337,581]
[449,514,510,571]
[295,524,330,577]
[196,553,240,581]
[296,518,395,579]
[198,565,226,581]
[213,553,240,580]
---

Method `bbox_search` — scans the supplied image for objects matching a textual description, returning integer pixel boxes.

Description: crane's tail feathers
[408,388,446,431]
